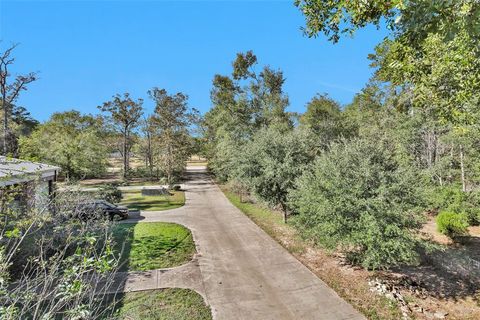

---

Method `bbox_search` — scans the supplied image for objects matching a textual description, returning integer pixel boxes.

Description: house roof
[0,157,60,187]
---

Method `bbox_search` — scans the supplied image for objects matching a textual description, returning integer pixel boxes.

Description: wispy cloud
[316,81,358,94]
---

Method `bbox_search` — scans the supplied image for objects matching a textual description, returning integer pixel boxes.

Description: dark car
[77,200,129,220]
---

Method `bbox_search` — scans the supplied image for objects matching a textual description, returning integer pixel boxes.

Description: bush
[98,183,123,203]
[289,138,423,270]
[436,211,469,238]
[1,184,119,319]
[235,127,312,221]
[426,186,480,226]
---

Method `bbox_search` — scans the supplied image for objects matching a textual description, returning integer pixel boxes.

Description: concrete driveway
[125,166,365,320]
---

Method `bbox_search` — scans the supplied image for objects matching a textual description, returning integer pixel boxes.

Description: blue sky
[0,0,388,122]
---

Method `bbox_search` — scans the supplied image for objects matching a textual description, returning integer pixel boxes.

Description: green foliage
[236,126,312,217]
[98,183,123,204]
[372,32,480,128]
[98,93,144,179]
[290,138,423,269]
[294,0,400,41]
[18,110,108,180]
[149,88,196,186]
[203,51,293,181]
[1,185,119,319]
[296,1,480,43]
[427,186,480,226]
[436,211,469,238]
[300,93,353,152]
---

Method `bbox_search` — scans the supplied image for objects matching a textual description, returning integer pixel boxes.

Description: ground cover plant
[103,288,212,320]
[113,222,195,271]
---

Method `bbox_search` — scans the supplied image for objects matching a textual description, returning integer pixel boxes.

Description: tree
[295,0,480,43]
[203,51,293,181]
[297,1,480,192]
[0,44,37,155]
[236,126,312,223]
[137,115,157,179]
[300,93,352,152]
[0,104,39,156]
[19,111,108,180]
[99,93,143,179]
[371,31,480,191]
[149,88,196,186]
[295,0,398,42]
[290,137,423,269]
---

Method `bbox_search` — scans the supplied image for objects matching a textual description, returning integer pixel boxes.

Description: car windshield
[99,200,115,208]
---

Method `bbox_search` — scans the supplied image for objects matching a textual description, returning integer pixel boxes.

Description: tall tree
[99,93,143,179]
[19,110,108,180]
[149,88,195,186]
[300,93,351,152]
[203,51,292,180]
[297,0,480,191]
[138,115,158,179]
[0,44,37,155]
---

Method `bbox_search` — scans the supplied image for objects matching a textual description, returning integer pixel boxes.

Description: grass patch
[105,288,212,320]
[121,190,185,211]
[124,180,166,186]
[114,222,195,271]
[222,189,283,237]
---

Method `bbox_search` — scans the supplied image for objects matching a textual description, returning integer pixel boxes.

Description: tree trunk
[123,129,128,179]
[147,132,153,179]
[460,144,466,192]
[281,203,288,224]
[167,140,173,187]
[3,102,8,155]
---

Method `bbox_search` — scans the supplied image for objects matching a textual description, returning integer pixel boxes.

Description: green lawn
[121,190,185,211]
[114,222,195,271]
[104,289,212,320]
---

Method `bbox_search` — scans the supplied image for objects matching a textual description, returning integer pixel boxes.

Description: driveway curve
[128,166,365,320]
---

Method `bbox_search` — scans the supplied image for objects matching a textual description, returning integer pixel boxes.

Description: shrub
[436,211,469,238]
[426,186,480,226]
[289,138,423,269]
[1,184,119,319]
[235,127,313,222]
[98,183,123,203]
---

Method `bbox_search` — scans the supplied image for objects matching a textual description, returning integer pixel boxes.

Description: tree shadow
[393,237,480,301]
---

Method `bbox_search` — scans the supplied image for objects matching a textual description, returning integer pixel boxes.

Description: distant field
[187,161,208,166]
[121,190,185,211]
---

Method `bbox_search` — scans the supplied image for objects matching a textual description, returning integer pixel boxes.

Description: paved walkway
[114,166,365,320]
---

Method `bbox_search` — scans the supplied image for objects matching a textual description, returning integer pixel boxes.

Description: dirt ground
[280,217,480,320]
